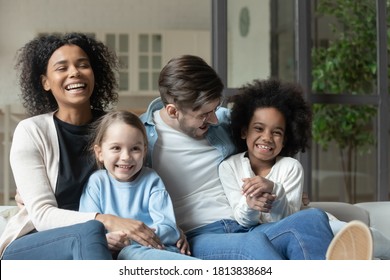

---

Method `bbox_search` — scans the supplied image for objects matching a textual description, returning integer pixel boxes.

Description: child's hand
[246,192,277,213]
[176,227,192,255]
[106,230,131,252]
[241,176,274,197]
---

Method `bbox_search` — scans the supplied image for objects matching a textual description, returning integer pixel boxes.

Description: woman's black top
[53,110,105,210]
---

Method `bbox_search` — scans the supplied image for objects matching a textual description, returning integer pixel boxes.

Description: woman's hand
[176,226,191,255]
[106,231,131,252]
[15,189,24,209]
[241,176,274,198]
[96,214,163,249]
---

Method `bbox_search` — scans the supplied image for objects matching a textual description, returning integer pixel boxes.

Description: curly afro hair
[228,78,312,157]
[15,32,119,116]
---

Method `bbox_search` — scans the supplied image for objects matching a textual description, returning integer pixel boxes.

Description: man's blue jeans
[186,208,333,260]
[118,243,198,260]
[2,220,112,260]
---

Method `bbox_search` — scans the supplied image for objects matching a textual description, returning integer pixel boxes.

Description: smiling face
[94,122,146,182]
[172,98,221,139]
[41,44,94,112]
[242,107,286,171]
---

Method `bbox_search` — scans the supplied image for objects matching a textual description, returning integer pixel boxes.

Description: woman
[0,33,165,259]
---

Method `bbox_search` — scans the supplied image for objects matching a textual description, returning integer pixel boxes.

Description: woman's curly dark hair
[15,33,119,116]
[229,78,312,157]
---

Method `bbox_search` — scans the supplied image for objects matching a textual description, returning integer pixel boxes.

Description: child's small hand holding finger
[241,176,274,197]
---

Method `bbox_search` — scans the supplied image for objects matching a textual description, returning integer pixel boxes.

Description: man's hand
[246,192,277,213]
[302,192,310,206]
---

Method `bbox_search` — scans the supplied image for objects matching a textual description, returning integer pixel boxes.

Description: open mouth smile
[116,164,132,170]
[256,144,273,151]
[65,83,87,91]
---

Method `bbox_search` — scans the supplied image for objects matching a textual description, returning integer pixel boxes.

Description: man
[139,55,361,260]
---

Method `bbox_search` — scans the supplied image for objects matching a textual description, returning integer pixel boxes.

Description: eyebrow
[201,109,213,115]
[52,57,90,67]
[200,104,220,115]
[108,140,144,146]
[253,122,285,131]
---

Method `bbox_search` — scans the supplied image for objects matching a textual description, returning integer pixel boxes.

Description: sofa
[0,206,19,236]
[1,201,389,247]
[302,201,390,260]
[306,201,390,241]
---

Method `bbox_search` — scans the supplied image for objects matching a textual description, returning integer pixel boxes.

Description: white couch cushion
[355,202,390,240]
[0,206,19,236]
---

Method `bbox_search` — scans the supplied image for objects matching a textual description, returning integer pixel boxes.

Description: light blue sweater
[79,167,180,245]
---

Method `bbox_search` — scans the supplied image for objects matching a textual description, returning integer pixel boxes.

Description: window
[214,0,390,202]
[138,34,162,91]
[106,33,130,91]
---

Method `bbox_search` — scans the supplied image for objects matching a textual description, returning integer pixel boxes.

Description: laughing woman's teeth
[66,83,86,90]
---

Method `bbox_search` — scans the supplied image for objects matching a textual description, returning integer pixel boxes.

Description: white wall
[0,0,211,203]
[0,0,272,204]
[0,0,211,106]
[227,0,271,88]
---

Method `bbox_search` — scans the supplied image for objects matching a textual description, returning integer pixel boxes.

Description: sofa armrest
[0,206,19,236]
[355,202,390,240]
[305,202,370,225]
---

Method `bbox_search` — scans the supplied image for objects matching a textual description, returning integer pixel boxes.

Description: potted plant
[311,0,382,203]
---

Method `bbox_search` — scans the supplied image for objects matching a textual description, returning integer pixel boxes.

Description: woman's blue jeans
[118,243,198,260]
[186,208,333,260]
[2,220,112,260]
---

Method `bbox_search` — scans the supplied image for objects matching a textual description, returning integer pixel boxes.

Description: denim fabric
[186,208,333,260]
[2,220,112,260]
[139,98,333,260]
[118,243,198,260]
[186,219,283,260]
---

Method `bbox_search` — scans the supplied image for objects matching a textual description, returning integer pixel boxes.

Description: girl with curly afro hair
[1,33,164,260]
[219,78,312,226]
[221,79,388,260]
